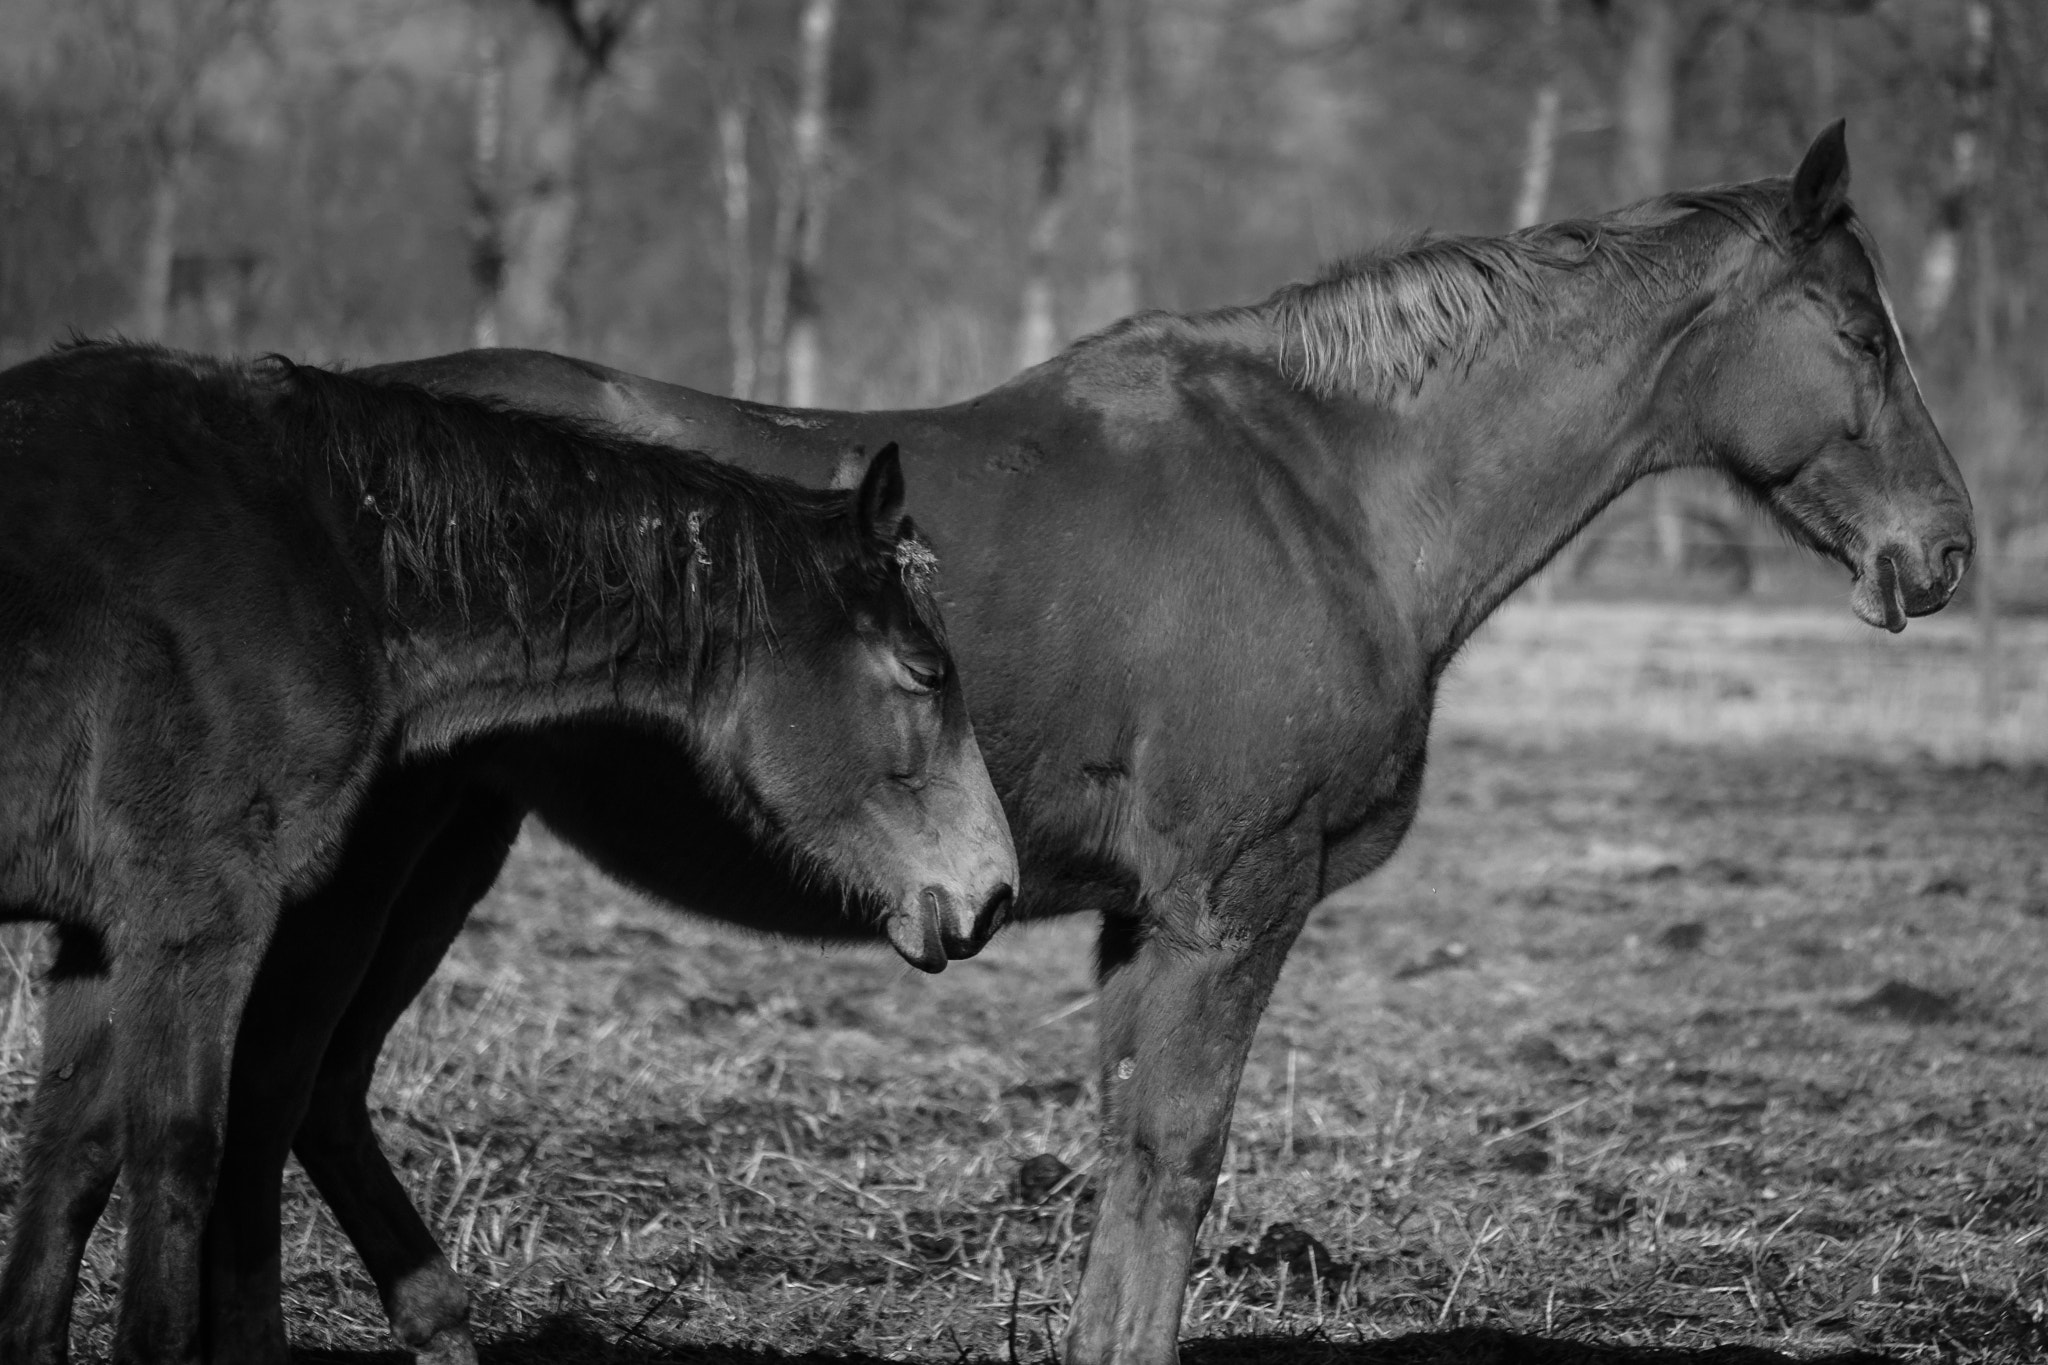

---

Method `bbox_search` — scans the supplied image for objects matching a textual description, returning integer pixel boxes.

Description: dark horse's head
[723,445,1015,971]
[1668,122,1973,631]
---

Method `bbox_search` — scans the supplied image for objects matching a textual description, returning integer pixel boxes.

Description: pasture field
[2,602,2046,1364]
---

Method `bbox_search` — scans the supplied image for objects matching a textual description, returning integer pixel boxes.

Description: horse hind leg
[289,792,524,1365]
[0,933,122,1365]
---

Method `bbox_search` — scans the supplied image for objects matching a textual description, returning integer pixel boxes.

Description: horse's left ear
[856,441,908,546]
[1790,120,1850,242]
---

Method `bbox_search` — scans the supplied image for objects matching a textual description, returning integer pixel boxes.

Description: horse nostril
[975,884,1015,941]
[1941,542,1969,591]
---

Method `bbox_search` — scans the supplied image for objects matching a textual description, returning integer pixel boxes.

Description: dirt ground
[3,603,2046,1364]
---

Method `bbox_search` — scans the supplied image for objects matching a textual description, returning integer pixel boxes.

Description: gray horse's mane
[1246,177,1873,399]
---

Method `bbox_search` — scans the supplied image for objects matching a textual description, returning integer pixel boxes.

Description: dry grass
[1443,601,2048,763]
[3,603,2046,1364]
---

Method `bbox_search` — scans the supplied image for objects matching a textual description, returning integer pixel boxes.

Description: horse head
[1673,121,1974,631]
[719,444,1017,971]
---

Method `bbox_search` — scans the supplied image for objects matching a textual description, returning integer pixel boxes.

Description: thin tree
[710,0,758,400]
[87,0,273,341]
[468,25,507,347]
[1912,1,1999,718]
[759,0,839,408]
[1517,0,1564,603]
[1513,0,1564,235]
[470,0,645,351]
[1077,0,1141,333]
[1612,0,1683,571]
[1016,0,1097,370]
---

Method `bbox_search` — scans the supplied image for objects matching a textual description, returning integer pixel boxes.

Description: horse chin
[1850,555,1908,634]
[883,904,948,973]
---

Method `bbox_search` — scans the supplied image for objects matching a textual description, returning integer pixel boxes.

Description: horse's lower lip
[1852,556,1908,633]
[884,909,947,973]
[1877,555,1907,633]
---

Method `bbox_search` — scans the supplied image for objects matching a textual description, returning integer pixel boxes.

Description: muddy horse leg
[0,942,122,1365]
[284,792,523,1365]
[1064,834,1321,1365]
[202,779,491,1364]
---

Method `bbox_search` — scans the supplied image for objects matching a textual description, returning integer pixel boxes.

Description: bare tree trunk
[1614,0,1682,571]
[115,0,267,341]
[496,15,585,350]
[469,30,507,348]
[760,0,838,407]
[1016,1,1095,370]
[717,92,757,399]
[1519,0,1563,604]
[1966,69,1998,724]
[1809,9,1837,125]
[1077,0,1140,333]
[1513,0,1562,233]
[132,136,190,340]
[475,0,641,352]
[1917,0,1992,332]
[1905,0,1999,720]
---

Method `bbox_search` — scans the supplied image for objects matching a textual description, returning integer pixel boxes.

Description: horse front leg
[107,888,274,1365]
[1064,835,1320,1365]
[203,781,495,1365]
[285,791,524,1365]
[0,942,122,1365]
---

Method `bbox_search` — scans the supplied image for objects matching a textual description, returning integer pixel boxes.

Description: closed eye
[1839,328,1884,358]
[893,654,945,695]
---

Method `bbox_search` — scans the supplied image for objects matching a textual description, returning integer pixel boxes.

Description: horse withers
[245,123,1964,1364]
[0,342,1013,1365]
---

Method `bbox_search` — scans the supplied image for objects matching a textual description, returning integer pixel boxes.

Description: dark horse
[42,124,1981,1364]
[0,341,1015,1364]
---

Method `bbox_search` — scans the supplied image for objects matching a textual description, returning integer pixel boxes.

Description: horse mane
[253,355,889,673]
[1249,176,1860,399]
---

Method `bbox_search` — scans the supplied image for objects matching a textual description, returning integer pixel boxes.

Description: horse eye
[895,655,944,695]
[1840,328,1884,358]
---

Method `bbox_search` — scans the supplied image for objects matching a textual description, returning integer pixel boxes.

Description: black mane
[256,356,876,674]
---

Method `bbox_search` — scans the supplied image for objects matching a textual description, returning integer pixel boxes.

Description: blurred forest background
[1,0,2045,627]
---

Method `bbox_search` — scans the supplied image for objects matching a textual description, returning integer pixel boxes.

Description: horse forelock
[891,535,950,651]
[1265,177,1822,400]
[263,359,853,675]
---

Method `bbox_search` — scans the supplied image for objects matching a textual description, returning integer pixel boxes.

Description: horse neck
[354,501,768,757]
[1341,270,1712,671]
[315,408,815,754]
[379,601,734,758]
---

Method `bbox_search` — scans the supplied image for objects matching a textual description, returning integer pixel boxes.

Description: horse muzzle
[1852,528,1972,634]
[883,882,1015,973]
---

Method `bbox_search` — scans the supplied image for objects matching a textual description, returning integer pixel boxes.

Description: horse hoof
[413,1325,479,1365]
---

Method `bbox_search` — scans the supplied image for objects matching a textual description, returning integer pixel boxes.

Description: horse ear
[1790,120,1850,241]
[856,442,908,547]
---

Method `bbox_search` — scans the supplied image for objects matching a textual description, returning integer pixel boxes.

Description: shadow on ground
[293,1318,1899,1365]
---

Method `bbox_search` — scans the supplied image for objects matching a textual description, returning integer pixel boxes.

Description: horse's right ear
[1789,120,1850,242]
[856,442,908,545]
